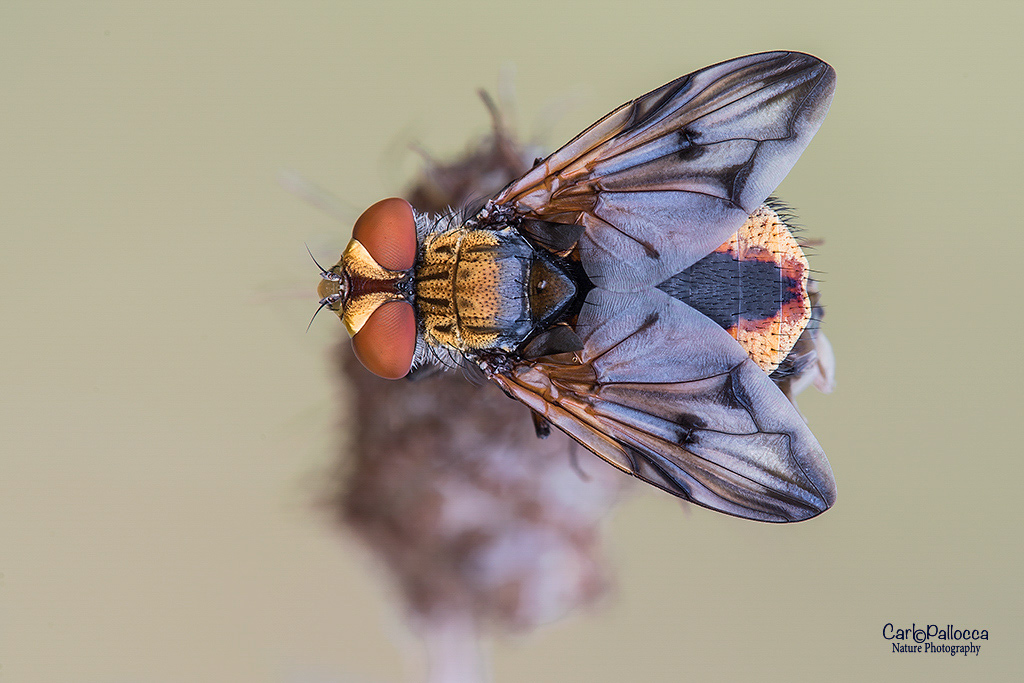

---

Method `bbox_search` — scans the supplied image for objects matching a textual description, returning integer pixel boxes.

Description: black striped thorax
[414,222,577,356]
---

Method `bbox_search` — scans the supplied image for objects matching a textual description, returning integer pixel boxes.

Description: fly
[315,51,838,522]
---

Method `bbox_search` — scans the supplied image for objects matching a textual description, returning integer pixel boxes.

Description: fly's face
[316,198,419,379]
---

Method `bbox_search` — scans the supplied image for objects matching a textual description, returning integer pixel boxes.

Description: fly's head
[316,198,419,379]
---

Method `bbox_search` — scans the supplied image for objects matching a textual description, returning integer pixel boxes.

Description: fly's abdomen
[657,203,811,374]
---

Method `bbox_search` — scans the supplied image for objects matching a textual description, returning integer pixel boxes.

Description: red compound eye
[352,197,417,271]
[352,300,416,379]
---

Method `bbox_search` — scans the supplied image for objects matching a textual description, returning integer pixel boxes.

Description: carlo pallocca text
[883,623,987,656]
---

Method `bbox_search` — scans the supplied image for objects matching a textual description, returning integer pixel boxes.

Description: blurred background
[1,1,1020,681]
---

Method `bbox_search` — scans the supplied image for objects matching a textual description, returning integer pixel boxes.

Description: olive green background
[2,2,1020,681]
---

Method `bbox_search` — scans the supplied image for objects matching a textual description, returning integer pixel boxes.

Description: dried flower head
[328,96,627,643]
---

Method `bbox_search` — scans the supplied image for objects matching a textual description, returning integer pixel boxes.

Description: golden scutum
[415,226,573,354]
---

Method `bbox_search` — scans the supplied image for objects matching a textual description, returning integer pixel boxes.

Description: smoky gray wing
[488,51,835,291]
[491,289,837,522]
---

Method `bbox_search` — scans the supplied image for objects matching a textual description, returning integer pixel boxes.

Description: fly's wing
[488,51,835,291]
[489,289,837,522]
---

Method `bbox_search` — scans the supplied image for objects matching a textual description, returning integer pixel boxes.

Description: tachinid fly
[316,51,838,522]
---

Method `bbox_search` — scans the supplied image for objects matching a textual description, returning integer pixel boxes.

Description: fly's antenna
[306,243,342,281]
[306,300,332,333]
[306,244,344,333]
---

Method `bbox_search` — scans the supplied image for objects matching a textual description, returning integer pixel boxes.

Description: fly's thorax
[415,225,577,355]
